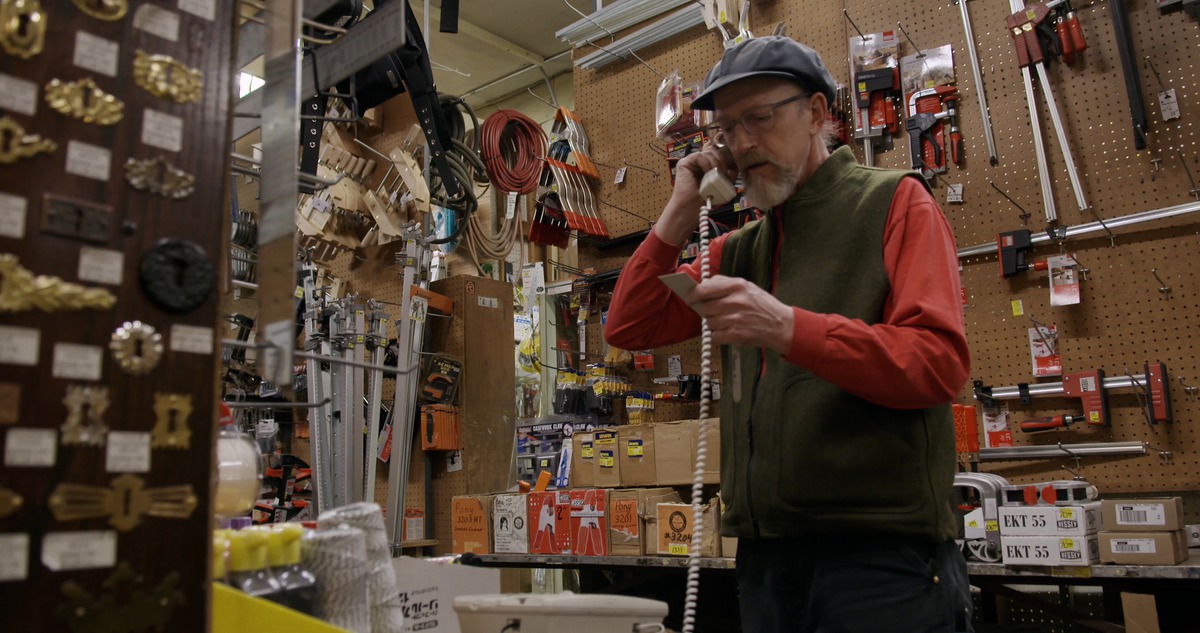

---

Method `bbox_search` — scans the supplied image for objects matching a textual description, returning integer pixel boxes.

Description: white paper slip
[73,31,119,77]
[178,0,216,21]
[141,109,184,152]
[0,534,30,581]
[42,531,118,572]
[78,247,125,286]
[52,343,103,381]
[106,431,152,473]
[0,191,27,239]
[0,326,40,366]
[4,428,57,468]
[0,73,38,116]
[170,324,213,354]
[66,141,112,182]
[133,4,181,41]
[658,272,700,312]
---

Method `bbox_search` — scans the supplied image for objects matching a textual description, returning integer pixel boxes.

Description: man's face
[711,77,818,209]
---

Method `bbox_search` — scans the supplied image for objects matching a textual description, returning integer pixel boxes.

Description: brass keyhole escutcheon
[109,321,162,375]
[1,0,47,59]
[71,0,126,21]
[151,393,191,450]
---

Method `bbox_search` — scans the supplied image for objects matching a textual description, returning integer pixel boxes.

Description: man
[605,36,973,632]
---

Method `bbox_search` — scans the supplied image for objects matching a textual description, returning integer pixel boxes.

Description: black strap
[439,0,459,33]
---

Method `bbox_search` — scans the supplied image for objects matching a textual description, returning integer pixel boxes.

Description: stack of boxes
[998,487,1102,567]
[450,418,727,558]
[1098,497,1191,565]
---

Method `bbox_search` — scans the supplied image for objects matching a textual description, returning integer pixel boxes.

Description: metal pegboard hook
[527,87,556,109]
[1151,268,1171,297]
[1027,315,1057,355]
[1056,443,1083,473]
[896,22,925,57]
[622,158,659,179]
[842,9,868,43]
[990,182,1031,226]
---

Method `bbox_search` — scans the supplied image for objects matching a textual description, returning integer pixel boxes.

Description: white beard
[742,167,798,210]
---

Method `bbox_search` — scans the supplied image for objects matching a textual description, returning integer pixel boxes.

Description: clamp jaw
[905,86,958,179]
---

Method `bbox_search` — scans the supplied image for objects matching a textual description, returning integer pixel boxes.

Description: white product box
[998,502,1103,537]
[1001,535,1099,567]
[492,493,529,554]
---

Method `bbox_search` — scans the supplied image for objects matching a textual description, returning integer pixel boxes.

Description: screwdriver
[1019,414,1082,432]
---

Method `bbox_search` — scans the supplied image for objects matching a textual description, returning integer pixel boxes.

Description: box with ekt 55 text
[1000,535,1099,566]
[998,502,1102,537]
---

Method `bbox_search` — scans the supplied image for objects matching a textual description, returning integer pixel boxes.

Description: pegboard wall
[572,1,1200,494]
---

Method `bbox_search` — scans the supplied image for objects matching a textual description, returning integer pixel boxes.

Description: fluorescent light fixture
[557,0,693,46]
[575,4,704,70]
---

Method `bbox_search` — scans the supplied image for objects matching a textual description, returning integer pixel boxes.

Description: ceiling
[408,1,591,109]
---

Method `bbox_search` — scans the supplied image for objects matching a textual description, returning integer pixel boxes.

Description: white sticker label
[0,73,38,116]
[66,140,112,182]
[0,192,27,239]
[170,324,213,354]
[0,534,30,581]
[42,531,117,572]
[105,431,152,473]
[133,4,181,42]
[141,109,184,152]
[477,296,499,309]
[73,32,120,77]
[4,428,57,467]
[1111,538,1156,554]
[505,192,518,220]
[668,355,683,378]
[1116,503,1168,526]
[77,247,124,286]
[1158,89,1180,121]
[52,343,103,381]
[0,326,39,366]
[446,450,463,472]
[614,166,627,184]
[178,0,216,20]
[946,183,964,204]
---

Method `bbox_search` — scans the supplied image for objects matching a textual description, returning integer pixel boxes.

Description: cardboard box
[656,500,721,557]
[1001,535,1099,567]
[393,555,500,632]
[452,495,493,554]
[569,489,608,556]
[618,425,657,487]
[492,493,529,554]
[1101,498,1185,532]
[570,432,594,488]
[609,487,682,556]
[1099,530,1190,565]
[999,502,1103,536]
[1120,593,1161,633]
[1186,524,1200,548]
[653,419,720,486]
[717,491,736,558]
[593,429,621,488]
[528,490,571,554]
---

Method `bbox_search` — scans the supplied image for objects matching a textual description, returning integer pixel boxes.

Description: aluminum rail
[957,199,1200,258]
[978,441,1149,461]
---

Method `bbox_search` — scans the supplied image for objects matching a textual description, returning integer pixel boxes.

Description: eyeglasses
[702,93,808,148]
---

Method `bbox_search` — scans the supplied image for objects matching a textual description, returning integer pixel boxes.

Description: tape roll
[214,432,261,518]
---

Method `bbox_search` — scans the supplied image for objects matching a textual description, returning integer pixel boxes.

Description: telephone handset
[698,145,737,206]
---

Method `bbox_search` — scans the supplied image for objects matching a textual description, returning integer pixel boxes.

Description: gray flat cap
[692,36,836,110]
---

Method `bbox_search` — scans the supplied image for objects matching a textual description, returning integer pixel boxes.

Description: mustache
[737,152,779,173]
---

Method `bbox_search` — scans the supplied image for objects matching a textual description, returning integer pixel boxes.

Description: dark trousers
[735,536,974,633]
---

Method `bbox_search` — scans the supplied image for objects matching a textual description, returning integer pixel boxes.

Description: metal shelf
[461,553,736,570]
[968,559,1200,581]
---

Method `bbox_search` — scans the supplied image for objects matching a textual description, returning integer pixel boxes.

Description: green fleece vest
[718,146,957,542]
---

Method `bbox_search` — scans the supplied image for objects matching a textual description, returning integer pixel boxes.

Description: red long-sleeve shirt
[604,177,970,409]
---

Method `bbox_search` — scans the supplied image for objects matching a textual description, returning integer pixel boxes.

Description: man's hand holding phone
[653,142,739,246]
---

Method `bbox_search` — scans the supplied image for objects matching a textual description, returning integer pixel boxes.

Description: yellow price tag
[294,286,304,299]
[669,543,689,555]
[985,520,999,532]
[1011,299,1024,316]
[628,441,643,457]
[581,443,593,459]
[599,451,614,468]
[1059,508,1075,519]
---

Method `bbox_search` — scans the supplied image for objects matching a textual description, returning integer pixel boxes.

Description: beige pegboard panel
[572,2,1200,494]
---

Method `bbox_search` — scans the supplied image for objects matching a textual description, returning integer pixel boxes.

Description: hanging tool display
[848,29,902,165]
[974,363,1173,433]
[1107,0,1148,149]
[954,0,999,165]
[1006,0,1088,220]
[906,85,958,180]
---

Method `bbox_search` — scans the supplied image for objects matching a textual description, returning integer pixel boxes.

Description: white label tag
[66,140,112,182]
[477,296,499,309]
[0,534,29,581]
[4,428,57,467]
[73,32,120,77]
[133,4,181,42]
[170,324,213,354]
[668,355,683,378]
[52,343,103,381]
[1112,538,1156,554]
[1158,89,1180,121]
[178,0,215,20]
[77,246,124,286]
[447,450,463,472]
[42,531,117,571]
[947,183,964,204]
[615,166,627,184]
[141,109,184,152]
[505,192,518,220]
[106,431,151,473]
[410,295,428,323]
[0,73,38,116]
[0,326,39,366]
[1116,503,1168,526]
[0,192,28,239]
